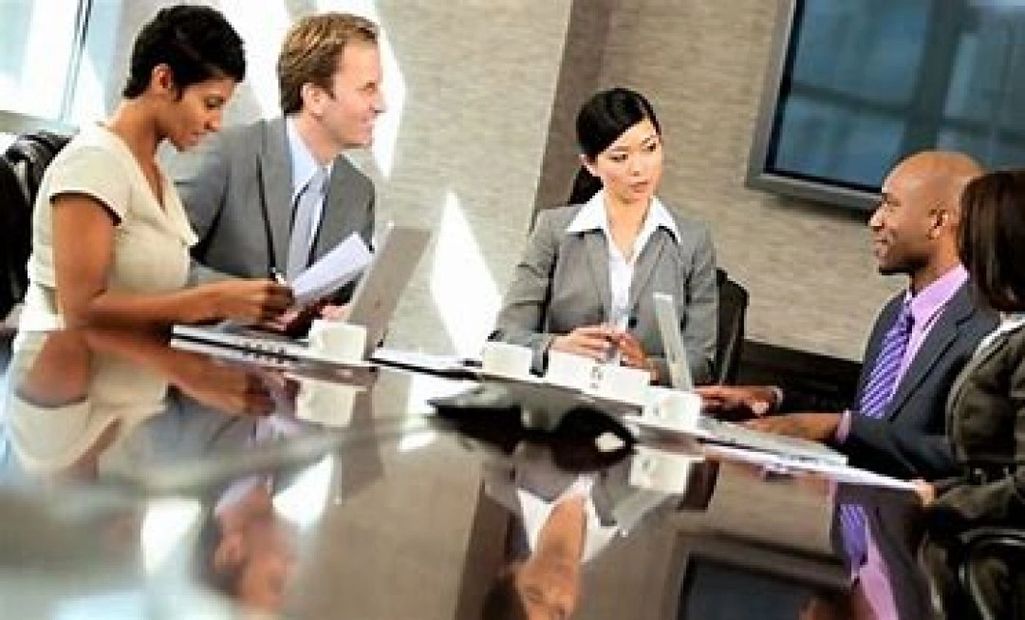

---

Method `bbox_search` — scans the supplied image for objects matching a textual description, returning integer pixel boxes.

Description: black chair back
[0,156,31,319]
[0,130,71,319]
[957,526,1025,620]
[5,130,71,207]
[714,268,748,385]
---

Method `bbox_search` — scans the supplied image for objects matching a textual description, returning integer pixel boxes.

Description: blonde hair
[277,13,378,114]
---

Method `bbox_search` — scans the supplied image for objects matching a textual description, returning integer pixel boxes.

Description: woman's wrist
[181,286,219,324]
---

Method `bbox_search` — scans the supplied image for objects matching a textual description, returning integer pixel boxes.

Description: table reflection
[0,328,1022,618]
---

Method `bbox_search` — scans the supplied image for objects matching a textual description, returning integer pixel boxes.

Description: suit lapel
[312,158,361,258]
[582,231,612,319]
[857,296,903,399]
[884,284,971,419]
[260,118,293,273]
[628,230,668,313]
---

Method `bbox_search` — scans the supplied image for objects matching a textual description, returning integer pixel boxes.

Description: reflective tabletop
[0,328,969,619]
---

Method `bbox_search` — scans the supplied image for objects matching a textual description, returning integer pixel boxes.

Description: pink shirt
[837,265,968,442]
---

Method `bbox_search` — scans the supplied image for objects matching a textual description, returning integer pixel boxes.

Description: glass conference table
[0,327,988,619]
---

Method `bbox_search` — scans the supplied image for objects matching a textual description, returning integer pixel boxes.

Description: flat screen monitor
[747,0,1025,211]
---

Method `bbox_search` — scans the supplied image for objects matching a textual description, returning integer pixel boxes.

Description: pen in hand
[269,267,288,286]
[605,315,638,364]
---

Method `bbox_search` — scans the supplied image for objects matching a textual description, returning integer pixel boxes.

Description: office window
[0,0,84,121]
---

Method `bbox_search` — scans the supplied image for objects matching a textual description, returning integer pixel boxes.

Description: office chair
[714,268,748,385]
[4,130,71,209]
[956,526,1025,620]
[1,129,71,327]
[0,156,30,324]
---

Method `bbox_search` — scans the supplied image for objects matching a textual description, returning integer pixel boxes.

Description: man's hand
[911,479,936,506]
[259,298,331,337]
[744,412,841,442]
[697,385,780,419]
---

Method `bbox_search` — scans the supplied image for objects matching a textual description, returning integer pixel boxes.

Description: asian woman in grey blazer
[491,88,717,385]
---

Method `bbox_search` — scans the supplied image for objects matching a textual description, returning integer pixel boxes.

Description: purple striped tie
[858,301,914,418]
[838,503,870,568]
[840,302,913,568]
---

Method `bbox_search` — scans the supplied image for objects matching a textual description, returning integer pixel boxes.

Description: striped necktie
[840,301,914,568]
[858,301,914,418]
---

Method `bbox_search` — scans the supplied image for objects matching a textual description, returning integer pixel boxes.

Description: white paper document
[702,443,917,492]
[291,233,372,305]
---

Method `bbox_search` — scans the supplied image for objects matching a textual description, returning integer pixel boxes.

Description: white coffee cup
[629,445,698,494]
[643,387,701,432]
[545,349,592,388]
[296,377,360,427]
[481,341,533,378]
[308,320,367,363]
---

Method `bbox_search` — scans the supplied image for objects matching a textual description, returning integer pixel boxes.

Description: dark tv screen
[751,0,1025,210]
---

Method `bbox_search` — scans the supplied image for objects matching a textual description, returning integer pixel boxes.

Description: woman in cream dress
[6,7,291,475]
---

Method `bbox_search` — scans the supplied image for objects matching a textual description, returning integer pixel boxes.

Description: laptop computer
[654,292,694,390]
[345,223,431,357]
[172,223,431,362]
[651,292,847,466]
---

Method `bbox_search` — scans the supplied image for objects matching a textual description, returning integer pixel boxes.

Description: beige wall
[89,0,903,361]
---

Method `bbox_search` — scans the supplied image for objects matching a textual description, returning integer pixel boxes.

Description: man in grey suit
[699,151,998,479]
[172,12,383,311]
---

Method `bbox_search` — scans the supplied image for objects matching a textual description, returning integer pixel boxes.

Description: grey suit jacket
[491,203,717,385]
[843,282,997,479]
[169,117,375,302]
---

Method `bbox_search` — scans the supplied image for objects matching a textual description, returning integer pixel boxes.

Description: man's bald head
[886,151,983,217]
[869,151,983,291]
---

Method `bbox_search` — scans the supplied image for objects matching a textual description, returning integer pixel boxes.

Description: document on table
[291,233,372,305]
[703,443,918,492]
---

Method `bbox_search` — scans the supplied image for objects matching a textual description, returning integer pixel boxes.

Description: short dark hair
[959,170,1025,312]
[123,5,245,99]
[568,87,661,204]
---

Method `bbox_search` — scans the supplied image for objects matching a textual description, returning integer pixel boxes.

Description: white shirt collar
[565,189,680,243]
[285,115,332,197]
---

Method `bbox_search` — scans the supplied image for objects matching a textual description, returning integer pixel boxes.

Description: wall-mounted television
[747,0,1025,212]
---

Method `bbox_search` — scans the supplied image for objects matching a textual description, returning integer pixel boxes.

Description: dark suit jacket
[842,283,997,479]
[929,321,1025,533]
[169,117,375,303]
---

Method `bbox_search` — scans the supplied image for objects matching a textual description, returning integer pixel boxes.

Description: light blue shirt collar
[565,189,680,243]
[285,115,332,198]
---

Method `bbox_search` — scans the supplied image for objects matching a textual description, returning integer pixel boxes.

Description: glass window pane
[0,0,81,120]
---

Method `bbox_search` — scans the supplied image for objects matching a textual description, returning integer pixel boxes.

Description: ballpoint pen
[269,267,288,286]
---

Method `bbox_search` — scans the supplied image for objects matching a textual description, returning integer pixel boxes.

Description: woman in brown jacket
[916,169,1025,619]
